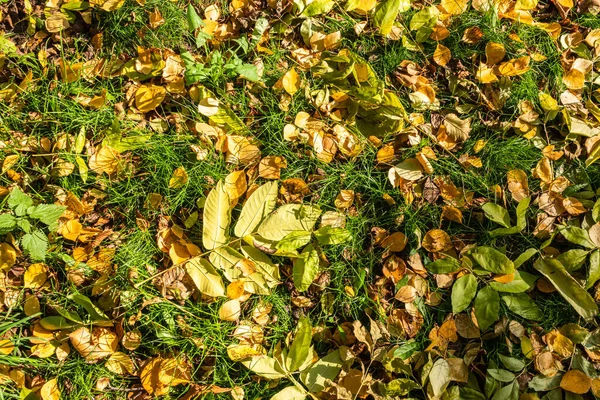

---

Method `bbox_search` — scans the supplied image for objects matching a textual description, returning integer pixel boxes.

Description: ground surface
[1,0,600,399]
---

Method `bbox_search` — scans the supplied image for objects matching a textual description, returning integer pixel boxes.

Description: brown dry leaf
[533,157,553,184]
[282,67,301,95]
[443,114,472,142]
[485,42,505,65]
[69,327,118,362]
[24,263,49,289]
[135,84,166,113]
[562,197,586,215]
[89,146,120,175]
[40,378,60,400]
[168,167,188,189]
[335,190,355,210]
[226,136,261,165]
[507,170,530,201]
[122,329,142,351]
[258,156,287,179]
[433,43,451,66]
[422,229,453,253]
[381,232,408,252]
[560,370,592,394]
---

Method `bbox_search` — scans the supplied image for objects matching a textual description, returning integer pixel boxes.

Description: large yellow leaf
[24,263,48,289]
[441,0,469,14]
[135,84,166,113]
[202,181,231,250]
[234,181,278,238]
[282,67,301,95]
[185,257,226,297]
[40,378,60,400]
[257,204,322,242]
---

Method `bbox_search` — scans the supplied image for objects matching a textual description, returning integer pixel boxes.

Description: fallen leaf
[135,84,166,113]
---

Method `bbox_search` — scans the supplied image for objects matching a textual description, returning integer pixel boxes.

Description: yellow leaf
[422,229,453,252]
[89,146,120,175]
[106,352,135,375]
[258,156,287,180]
[24,294,41,316]
[334,190,355,210]
[158,357,191,386]
[148,8,165,29]
[0,339,14,355]
[0,242,17,271]
[381,232,408,252]
[62,219,82,241]
[69,327,118,361]
[186,257,226,297]
[219,299,242,321]
[441,0,469,14]
[497,56,530,76]
[433,43,451,66]
[31,342,56,358]
[202,181,231,250]
[140,357,168,396]
[24,263,49,289]
[563,68,585,90]
[560,370,591,394]
[168,167,188,189]
[282,67,301,95]
[485,42,505,65]
[40,378,61,400]
[515,0,538,10]
[135,84,166,113]
[2,154,19,173]
[224,170,248,201]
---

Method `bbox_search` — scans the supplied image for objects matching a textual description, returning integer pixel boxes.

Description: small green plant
[0,188,65,261]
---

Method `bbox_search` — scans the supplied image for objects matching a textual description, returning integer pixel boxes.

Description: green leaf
[587,249,600,289]
[7,188,33,216]
[473,286,500,330]
[257,204,321,242]
[39,316,79,331]
[17,217,31,233]
[384,378,420,396]
[460,387,487,400]
[293,244,320,292]
[487,368,515,383]
[491,381,518,400]
[313,226,352,246]
[373,0,401,35]
[28,204,66,231]
[528,374,563,391]
[489,271,537,293]
[502,293,543,321]
[276,231,312,253]
[513,248,537,268]
[203,181,231,251]
[534,257,598,320]
[482,202,511,228]
[52,304,83,323]
[593,198,600,222]
[499,355,525,372]
[300,349,343,392]
[515,197,530,230]
[185,257,226,297]
[451,274,477,313]
[287,316,312,372]
[270,385,306,400]
[241,355,287,379]
[236,64,260,82]
[69,293,112,326]
[559,225,596,249]
[425,257,461,274]
[186,4,203,31]
[301,0,335,17]
[0,213,17,234]
[556,249,590,272]
[234,181,278,238]
[21,230,48,261]
[470,247,514,274]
